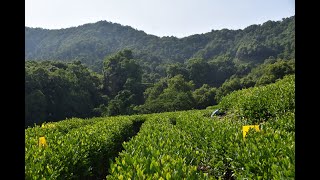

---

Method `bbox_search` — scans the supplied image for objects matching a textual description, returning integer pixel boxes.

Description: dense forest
[25,16,295,127]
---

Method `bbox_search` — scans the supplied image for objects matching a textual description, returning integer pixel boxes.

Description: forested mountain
[25,16,294,70]
[25,16,295,127]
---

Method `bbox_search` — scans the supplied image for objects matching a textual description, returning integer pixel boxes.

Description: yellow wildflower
[242,125,260,139]
[39,137,47,148]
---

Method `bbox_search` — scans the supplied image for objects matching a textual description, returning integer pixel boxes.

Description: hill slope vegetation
[25,16,295,126]
[26,16,294,71]
[26,75,295,179]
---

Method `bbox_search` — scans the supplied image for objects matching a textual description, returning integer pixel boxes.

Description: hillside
[26,75,295,179]
[25,16,295,126]
[25,16,294,71]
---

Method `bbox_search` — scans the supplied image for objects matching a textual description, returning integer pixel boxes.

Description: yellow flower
[39,137,47,148]
[242,125,260,139]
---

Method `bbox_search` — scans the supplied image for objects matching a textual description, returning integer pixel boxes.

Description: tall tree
[137,75,195,114]
[103,49,142,97]
[25,61,103,127]
[102,49,144,116]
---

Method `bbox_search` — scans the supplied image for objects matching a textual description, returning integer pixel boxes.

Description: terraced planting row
[107,75,295,179]
[107,110,294,179]
[26,75,295,179]
[25,116,145,179]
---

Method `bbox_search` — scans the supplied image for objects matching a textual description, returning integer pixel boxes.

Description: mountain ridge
[25,15,294,71]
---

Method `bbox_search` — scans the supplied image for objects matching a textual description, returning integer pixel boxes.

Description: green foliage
[215,58,295,101]
[106,90,136,116]
[219,75,295,123]
[25,90,47,125]
[103,49,142,96]
[143,78,168,101]
[192,84,217,109]
[107,116,203,179]
[165,63,189,79]
[215,76,242,102]
[186,58,212,88]
[230,112,295,179]
[25,58,295,125]
[25,115,146,179]
[26,16,295,78]
[25,61,103,127]
[101,49,144,116]
[136,75,195,113]
[255,59,295,86]
[25,16,295,126]
[107,108,294,179]
[26,73,295,179]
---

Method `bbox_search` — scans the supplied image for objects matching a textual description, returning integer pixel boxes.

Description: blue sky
[25,0,295,38]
